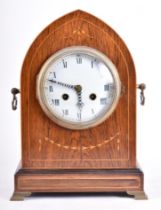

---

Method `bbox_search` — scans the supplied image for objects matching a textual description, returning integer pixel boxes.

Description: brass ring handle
[137,83,146,105]
[11,88,20,110]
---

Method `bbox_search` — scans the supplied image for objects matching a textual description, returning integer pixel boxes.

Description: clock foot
[10,192,31,201]
[127,191,148,200]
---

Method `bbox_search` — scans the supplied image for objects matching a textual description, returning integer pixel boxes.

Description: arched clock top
[21,10,136,85]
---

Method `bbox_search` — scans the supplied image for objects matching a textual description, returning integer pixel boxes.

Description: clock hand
[76,91,84,122]
[74,85,84,111]
[76,89,84,111]
[48,79,75,90]
[48,79,84,110]
[48,80,83,94]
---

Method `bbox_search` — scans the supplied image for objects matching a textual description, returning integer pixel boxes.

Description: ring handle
[11,88,20,110]
[137,83,146,105]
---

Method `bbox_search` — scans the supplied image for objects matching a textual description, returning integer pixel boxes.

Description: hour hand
[48,79,75,89]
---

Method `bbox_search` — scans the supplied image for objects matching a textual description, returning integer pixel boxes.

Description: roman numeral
[104,84,110,91]
[62,109,69,116]
[49,85,53,92]
[52,99,59,106]
[76,56,82,64]
[62,60,67,68]
[53,72,56,78]
[91,59,96,68]
[77,112,81,120]
[104,83,114,91]
[100,98,107,105]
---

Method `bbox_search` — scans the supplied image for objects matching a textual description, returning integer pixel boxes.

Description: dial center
[74,85,82,93]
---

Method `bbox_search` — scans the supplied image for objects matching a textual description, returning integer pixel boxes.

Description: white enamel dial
[37,46,121,129]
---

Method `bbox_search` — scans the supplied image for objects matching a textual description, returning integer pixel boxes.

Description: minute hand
[48,79,83,93]
[48,79,75,90]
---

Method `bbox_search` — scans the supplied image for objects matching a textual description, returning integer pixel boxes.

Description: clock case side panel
[20,10,136,169]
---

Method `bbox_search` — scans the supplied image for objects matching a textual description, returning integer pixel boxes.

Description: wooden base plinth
[11,168,147,200]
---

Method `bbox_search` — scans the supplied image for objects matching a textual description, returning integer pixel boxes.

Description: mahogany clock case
[11,10,147,200]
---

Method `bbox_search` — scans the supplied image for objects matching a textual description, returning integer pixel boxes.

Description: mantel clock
[11,10,147,200]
